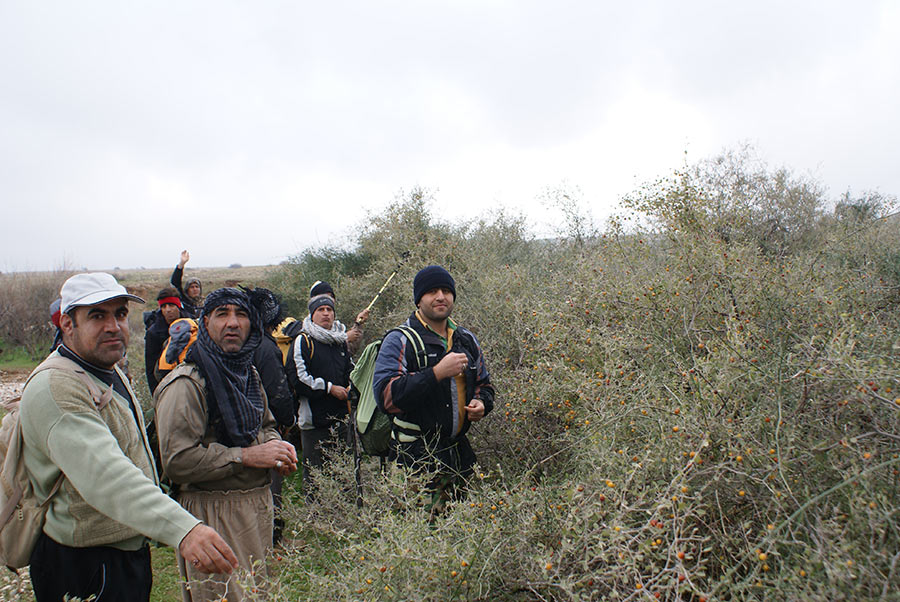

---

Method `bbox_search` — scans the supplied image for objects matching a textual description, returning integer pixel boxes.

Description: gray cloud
[1,0,897,271]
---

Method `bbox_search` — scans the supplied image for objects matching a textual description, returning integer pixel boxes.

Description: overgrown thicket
[267,152,899,601]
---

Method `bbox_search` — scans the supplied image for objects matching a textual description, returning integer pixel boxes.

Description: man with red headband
[144,287,184,394]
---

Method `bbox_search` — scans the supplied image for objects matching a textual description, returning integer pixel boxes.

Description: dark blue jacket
[373,312,494,442]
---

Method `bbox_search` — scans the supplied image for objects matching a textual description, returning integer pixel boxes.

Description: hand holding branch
[330,384,349,401]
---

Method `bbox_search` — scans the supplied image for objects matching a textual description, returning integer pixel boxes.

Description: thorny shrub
[268,155,899,600]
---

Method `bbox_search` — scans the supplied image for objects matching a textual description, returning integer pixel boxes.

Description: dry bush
[263,154,900,601]
[0,269,74,361]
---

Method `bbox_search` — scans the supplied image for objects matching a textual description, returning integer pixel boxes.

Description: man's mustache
[98,334,126,345]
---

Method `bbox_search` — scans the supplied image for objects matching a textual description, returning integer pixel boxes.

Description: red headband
[158,296,183,309]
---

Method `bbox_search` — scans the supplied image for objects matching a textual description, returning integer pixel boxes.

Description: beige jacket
[19,353,200,550]
[153,363,280,492]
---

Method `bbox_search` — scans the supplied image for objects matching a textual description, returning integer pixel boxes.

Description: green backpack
[350,326,426,457]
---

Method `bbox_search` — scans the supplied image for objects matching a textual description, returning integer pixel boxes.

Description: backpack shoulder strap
[27,356,112,411]
[392,325,427,370]
[300,332,314,359]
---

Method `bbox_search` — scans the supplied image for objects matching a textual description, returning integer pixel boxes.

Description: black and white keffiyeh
[187,287,264,447]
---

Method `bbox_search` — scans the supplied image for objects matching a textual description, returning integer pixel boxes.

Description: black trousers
[30,533,152,602]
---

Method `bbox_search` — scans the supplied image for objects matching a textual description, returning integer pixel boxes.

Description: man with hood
[244,285,296,544]
[170,249,204,319]
[154,287,297,602]
[244,286,295,429]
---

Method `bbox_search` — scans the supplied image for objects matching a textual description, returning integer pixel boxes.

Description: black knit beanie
[309,281,335,299]
[413,265,456,305]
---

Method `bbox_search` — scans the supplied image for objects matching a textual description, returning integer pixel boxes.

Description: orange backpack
[157,318,199,371]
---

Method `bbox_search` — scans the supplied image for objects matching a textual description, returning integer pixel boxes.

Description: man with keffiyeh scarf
[154,288,297,602]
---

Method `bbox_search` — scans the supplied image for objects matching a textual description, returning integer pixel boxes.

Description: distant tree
[623,145,828,257]
[833,189,896,223]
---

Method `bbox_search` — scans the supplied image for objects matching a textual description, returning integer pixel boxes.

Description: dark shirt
[253,333,296,428]
[58,345,141,427]
[143,310,171,395]
[294,334,352,429]
[50,329,63,353]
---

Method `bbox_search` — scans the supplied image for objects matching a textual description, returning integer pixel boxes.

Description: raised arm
[170,250,190,295]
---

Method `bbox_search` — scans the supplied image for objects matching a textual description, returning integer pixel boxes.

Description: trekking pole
[358,251,411,322]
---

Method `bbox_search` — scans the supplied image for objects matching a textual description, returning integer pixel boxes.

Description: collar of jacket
[413,310,458,343]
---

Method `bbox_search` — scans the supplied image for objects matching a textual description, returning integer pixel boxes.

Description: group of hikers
[14,251,495,601]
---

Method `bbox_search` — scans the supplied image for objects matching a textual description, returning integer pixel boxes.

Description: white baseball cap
[60,273,145,314]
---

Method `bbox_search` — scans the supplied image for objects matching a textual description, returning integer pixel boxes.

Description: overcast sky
[2,1,898,271]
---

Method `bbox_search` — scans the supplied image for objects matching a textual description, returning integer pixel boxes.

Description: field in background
[112,264,276,300]
[0,264,277,372]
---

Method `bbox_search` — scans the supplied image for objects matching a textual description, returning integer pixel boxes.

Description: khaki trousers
[177,485,273,602]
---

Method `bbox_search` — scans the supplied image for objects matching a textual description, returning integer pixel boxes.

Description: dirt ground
[0,369,28,404]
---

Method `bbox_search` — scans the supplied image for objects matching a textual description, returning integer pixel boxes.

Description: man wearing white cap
[19,272,238,602]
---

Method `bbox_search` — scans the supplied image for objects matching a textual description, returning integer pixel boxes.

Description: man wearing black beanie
[373,265,495,514]
[308,280,369,354]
